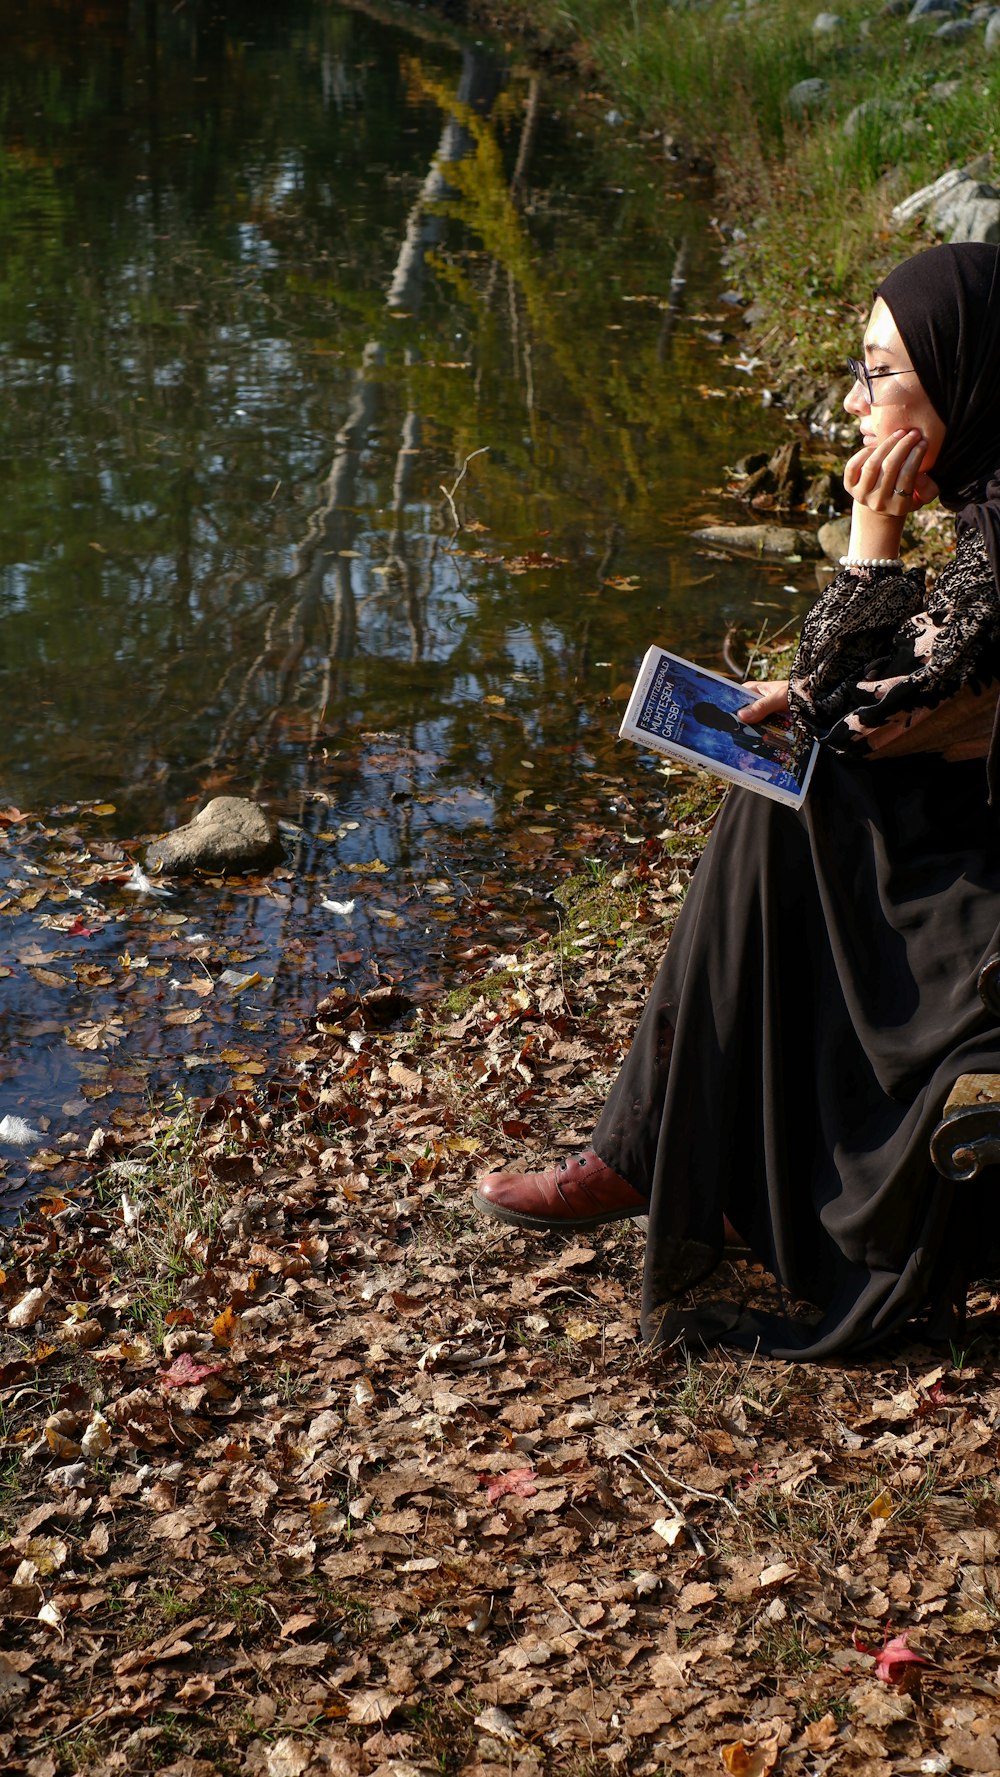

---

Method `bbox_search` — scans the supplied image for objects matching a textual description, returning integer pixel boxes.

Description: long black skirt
[592,749,1000,1358]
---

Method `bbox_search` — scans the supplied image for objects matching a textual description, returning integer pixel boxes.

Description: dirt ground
[2,809,1000,1777]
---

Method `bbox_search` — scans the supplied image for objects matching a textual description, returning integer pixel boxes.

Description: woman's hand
[844,427,938,516]
[736,680,790,723]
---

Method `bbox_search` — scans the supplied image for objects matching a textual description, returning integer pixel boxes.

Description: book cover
[619,646,818,809]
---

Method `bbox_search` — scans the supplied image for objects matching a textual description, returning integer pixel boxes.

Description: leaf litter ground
[2,778,1000,1777]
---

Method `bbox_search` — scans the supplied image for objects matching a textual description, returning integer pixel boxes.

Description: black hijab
[878,243,1000,796]
[878,242,1000,596]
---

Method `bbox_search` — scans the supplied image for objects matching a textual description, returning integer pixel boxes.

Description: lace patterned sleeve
[788,526,1000,756]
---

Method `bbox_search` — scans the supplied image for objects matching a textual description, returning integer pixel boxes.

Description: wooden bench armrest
[931,1072,1000,1181]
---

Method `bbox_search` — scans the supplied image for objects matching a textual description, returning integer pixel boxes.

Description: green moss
[555,860,642,938]
[442,968,517,1015]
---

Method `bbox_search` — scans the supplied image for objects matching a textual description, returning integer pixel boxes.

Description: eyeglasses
[846,357,910,404]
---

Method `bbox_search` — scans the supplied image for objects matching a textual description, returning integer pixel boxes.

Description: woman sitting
[474,242,1000,1359]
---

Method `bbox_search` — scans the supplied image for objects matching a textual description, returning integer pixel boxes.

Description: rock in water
[146,797,285,878]
[805,471,850,515]
[690,523,822,559]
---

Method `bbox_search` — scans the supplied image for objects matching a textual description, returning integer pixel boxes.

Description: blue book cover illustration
[619,646,818,808]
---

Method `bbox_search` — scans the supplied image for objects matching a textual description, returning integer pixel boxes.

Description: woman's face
[843,295,947,473]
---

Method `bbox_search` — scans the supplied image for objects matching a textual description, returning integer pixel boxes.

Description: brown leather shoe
[473,1149,647,1230]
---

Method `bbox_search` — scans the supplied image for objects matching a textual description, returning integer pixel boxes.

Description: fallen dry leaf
[8,1288,47,1328]
[652,1514,685,1545]
[758,1561,797,1588]
[474,1704,523,1744]
[345,1689,397,1725]
[212,1304,240,1346]
[157,1352,226,1390]
[720,1732,781,1776]
[481,1467,537,1502]
[800,1712,839,1751]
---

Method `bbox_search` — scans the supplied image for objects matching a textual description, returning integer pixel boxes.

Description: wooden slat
[941,1072,1000,1115]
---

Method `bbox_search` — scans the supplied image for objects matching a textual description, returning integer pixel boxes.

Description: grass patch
[738,1460,941,1569]
[656,1347,805,1434]
[92,1100,230,1345]
[754,1615,826,1676]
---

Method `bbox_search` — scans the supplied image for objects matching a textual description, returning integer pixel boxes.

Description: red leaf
[500,1118,532,1139]
[480,1467,537,1503]
[157,1352,226,1390]
[915,1380,949,1417]
[854,1628,932,1687]
[875,1634,931,1685]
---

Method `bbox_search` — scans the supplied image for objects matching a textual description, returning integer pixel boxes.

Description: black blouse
[790,525,1000,760]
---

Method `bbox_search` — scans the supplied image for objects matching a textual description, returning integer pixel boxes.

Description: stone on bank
[786,78,830,116]
[817,517,852,564]
[890,157,1000,245]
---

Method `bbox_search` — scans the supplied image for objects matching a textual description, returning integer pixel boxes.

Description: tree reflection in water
[0,0,796,1152]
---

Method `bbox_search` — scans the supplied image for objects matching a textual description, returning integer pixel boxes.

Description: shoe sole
[472,1190,646,1231]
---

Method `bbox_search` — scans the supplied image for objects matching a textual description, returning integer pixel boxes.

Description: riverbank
[457,0,1000,576]
[464,0,999,392]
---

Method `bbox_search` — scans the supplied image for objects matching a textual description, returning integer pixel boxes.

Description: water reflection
[0,0,810,1175]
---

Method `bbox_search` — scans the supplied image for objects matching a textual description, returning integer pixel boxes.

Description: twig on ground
[647,1450,741,1518]
[541,1578,603,1639]
[614,1448,707,1557]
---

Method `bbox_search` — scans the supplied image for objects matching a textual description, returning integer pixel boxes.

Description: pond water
[0,0,815,1189]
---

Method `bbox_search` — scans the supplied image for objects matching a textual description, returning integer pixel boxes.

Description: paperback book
[619,645,818,809]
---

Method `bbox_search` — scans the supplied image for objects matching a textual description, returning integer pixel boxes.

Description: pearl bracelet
[838,555,899,569]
